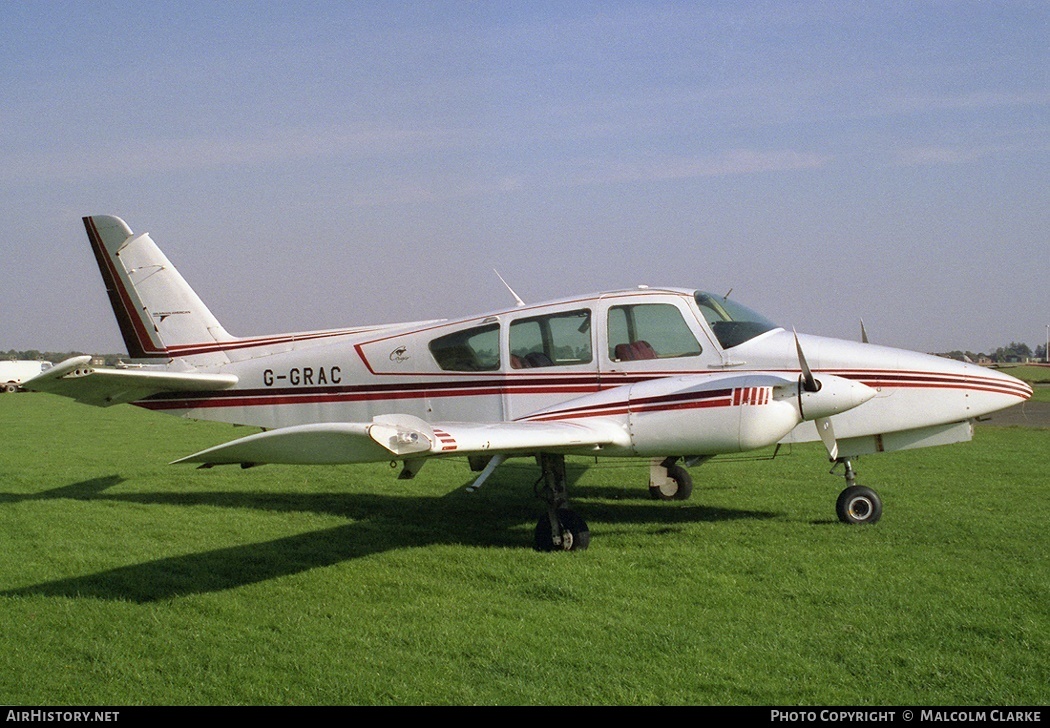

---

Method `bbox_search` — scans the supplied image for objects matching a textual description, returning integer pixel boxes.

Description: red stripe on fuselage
[132,369,1029,416]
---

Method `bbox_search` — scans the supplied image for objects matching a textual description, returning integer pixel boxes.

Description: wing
[23,356,238,406]
[173,413,630,466]
[173,369,874,468]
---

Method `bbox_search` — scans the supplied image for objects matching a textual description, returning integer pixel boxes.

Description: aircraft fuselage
[133,287,1030,460]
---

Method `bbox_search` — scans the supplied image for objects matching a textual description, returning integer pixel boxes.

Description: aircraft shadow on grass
[1,465,776,603]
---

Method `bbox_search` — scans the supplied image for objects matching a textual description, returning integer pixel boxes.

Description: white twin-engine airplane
[28,215,1032,550]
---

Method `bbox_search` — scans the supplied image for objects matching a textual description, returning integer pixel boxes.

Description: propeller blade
[815,416,839,461]
[793,329,819,392]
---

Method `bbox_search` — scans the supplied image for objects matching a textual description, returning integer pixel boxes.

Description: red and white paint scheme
[27,215,1032,550]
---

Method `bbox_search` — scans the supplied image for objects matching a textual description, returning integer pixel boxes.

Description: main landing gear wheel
[533,453,590,551]
[534,508,590,552]
[648,458,694,501]
[834,459,883,525]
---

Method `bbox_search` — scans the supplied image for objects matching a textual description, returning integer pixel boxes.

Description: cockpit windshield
[694,291,780,349]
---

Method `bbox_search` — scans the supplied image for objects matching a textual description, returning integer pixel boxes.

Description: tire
[648,463,694,501]
[3,382,18,393]
[534,509,591,552]
[836,485,883,525]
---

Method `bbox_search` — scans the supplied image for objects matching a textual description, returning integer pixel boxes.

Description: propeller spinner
[792,330,873,461]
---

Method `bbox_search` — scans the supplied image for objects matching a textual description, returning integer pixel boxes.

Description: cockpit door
[501,306,600,421]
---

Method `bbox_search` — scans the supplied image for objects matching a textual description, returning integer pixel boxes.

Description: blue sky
[2,1,1047,356]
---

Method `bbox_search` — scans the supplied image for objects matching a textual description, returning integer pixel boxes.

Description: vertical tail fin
[84,215,234,363]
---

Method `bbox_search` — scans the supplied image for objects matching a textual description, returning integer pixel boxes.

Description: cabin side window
[608,303,702,361]
[429,323,501,371]
[509,309,592,368]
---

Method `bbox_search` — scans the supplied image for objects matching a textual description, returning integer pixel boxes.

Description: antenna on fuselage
[494,269,526,307]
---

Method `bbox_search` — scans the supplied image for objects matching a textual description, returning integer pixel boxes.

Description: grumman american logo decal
[152,310,191,323]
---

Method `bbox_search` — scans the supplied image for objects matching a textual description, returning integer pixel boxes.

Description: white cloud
[569,148,830,186]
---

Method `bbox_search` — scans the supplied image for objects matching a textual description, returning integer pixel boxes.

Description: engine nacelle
[625,374,804,456]
[624,372,875,457]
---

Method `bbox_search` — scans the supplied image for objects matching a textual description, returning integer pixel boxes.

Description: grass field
[1,394,1047,705]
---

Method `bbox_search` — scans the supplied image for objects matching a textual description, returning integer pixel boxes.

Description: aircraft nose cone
[965,365,1033,418]
[799,374,877,421]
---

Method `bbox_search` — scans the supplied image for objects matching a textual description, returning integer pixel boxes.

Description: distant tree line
[937,342,1047,364]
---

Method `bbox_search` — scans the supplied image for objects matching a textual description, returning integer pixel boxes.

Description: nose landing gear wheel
[836,485,883,525]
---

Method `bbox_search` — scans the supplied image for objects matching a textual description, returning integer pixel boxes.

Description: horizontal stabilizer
[23,356,238,406]
[174,416,630,467]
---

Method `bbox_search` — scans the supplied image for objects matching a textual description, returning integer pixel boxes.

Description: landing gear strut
[834,458,883,525]
[533,453,590,551]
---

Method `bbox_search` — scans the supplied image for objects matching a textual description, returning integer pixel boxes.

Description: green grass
[1,394,1047,705]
